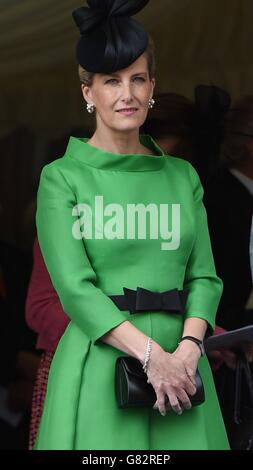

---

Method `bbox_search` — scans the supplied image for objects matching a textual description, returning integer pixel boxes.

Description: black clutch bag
[115,356,205,408]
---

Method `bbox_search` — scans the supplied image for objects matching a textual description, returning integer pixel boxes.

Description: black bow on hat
[72,0,150,73]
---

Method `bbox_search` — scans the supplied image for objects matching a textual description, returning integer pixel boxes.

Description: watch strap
[179,335,205,356]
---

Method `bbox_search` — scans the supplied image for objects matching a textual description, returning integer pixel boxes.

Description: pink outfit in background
[25,237,70,352]
[25,237,70,449]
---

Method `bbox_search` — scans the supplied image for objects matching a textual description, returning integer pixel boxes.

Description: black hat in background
[72,0,150,73]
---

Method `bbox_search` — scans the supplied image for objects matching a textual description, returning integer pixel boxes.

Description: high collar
[65,134,165,172]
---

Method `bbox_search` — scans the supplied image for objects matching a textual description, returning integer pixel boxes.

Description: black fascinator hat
[72,0,150,73]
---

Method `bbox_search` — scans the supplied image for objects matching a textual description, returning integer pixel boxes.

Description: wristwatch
[179,335,205,356]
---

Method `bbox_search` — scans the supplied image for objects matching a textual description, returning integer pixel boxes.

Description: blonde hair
[78,37,156,86]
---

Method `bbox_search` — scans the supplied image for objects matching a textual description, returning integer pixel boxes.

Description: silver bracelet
[142,337,152,375]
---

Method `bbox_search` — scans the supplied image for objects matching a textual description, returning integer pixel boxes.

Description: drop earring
[86,103,95,114]
[148,98,155,109]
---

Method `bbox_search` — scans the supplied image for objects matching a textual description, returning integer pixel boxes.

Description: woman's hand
[172,339,201,385]
[146,343,197,417]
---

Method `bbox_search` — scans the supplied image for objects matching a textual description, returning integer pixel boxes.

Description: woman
[34,0,229,450]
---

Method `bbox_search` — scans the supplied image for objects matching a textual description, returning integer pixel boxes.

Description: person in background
[205,96,253,332]
[143,85,231,189]
[25,237,69,449]
[143,92,197,163]
[203,96,253,448]
[0,240,39,449]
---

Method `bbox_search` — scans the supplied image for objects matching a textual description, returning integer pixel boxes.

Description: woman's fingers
[165,382,190,413]
[184,365,197,387]
[164,383,193,411]
[154,388,192,415]
[154,389,182,416]
[152,380,194,415]
[155,392,167,416]
[150,351,198,416]
[166,391,182,415]
[175,389,192,410]
[183,375,196,397]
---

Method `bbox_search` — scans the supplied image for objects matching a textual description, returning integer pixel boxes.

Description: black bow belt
[109,287,189,314]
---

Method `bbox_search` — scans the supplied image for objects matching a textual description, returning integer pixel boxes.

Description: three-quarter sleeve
[36,164,127,345]
[183,163,223,333]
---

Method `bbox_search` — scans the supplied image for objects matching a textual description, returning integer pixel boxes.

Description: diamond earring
[148,98,155,109]
[86,103,95,114]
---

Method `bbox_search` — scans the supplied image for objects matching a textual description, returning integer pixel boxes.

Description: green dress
[35,135,229,450]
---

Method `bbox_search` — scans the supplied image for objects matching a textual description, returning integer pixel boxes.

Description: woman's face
[81,54,155,133]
